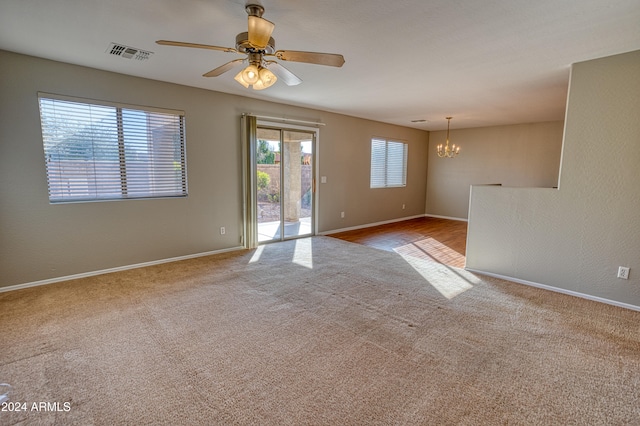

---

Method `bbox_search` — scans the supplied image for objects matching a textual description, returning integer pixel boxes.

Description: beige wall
[466,50,640,309]
[0,50,428,288]
[426,122,563,219]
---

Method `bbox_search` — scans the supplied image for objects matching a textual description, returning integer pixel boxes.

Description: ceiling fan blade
[203,59,245,77]
[156,40,237,53]
[274,50,345,67]
[266,61,302,86]
[248,16,275,48]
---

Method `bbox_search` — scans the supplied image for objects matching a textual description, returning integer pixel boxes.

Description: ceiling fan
[156,4,345,90]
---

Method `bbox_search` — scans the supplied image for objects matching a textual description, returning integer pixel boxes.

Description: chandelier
[436,117,460,158]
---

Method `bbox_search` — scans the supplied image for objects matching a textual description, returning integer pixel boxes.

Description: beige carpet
[1,236,639,425]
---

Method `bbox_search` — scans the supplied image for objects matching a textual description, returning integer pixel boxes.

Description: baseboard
[465,268,640,312]
[319,214,426,235]
[424,214,468,222]
[0,246,246,294]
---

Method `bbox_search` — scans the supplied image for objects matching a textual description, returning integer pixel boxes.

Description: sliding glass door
[256,127,315,243]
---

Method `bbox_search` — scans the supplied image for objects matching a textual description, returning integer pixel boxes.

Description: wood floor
[329,216,468,268]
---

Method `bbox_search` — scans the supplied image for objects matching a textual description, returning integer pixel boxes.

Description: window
[38,93,187,203]
[370,138,408,188]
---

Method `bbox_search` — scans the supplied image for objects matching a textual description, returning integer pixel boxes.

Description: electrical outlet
[402,204,406,209]
[220,227,226,235]
[617,266,630,280]
[340,211,345,218]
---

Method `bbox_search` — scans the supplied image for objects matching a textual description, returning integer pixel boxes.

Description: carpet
[1,236,639,425]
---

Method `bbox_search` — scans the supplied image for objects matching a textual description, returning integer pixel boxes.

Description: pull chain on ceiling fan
[156,4,345,90]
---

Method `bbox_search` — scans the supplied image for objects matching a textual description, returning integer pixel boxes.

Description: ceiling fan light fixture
[235,65,278,90]
[234,70,250,88]
[259,67,277,86]
[241,64,260,84]
[248,16,275,48]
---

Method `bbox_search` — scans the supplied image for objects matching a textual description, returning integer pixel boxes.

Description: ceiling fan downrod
[245,4,265,18]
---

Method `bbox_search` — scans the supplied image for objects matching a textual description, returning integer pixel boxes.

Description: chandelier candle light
[437,117,460,158]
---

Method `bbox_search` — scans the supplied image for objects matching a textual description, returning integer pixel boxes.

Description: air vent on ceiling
[106,43,153,61]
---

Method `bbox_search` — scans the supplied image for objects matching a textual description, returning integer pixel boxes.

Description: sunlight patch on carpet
[249,245,266,263]
[395,246,479,299]
[292,238,313,269]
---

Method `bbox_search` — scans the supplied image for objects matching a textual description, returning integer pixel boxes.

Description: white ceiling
[1,0,639,130]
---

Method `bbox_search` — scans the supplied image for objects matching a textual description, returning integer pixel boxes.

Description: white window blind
[370,138,408,188]
[38,94,187,202]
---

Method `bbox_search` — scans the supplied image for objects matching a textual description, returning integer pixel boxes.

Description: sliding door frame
[242,114,321,248]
